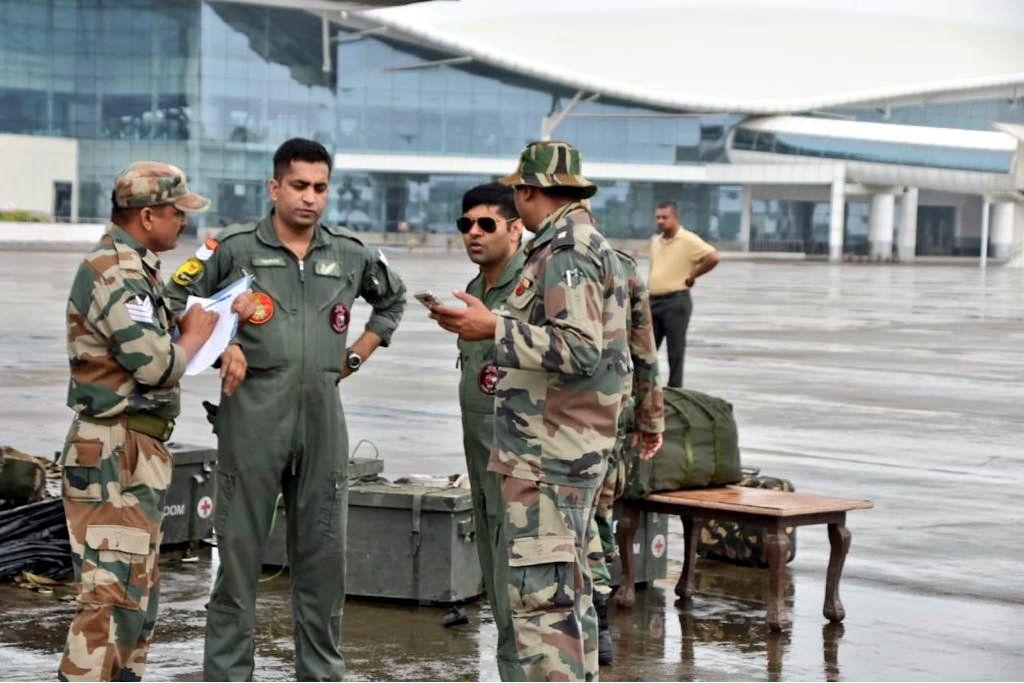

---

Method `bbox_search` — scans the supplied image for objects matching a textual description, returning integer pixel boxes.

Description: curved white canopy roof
[739,116,1019,151]
[365,2,1024,114]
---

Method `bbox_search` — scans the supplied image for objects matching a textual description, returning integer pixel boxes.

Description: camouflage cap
[113,161,210,212]
[499,140,597,199]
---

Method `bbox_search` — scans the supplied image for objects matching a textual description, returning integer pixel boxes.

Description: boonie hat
[499,140,597,199]
[113,161,210,212]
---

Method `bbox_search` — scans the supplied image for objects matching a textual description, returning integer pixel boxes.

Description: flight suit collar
[526,201,588,255]
[467,247,527,300]
[255,211,330,252]
[109,223,160,272]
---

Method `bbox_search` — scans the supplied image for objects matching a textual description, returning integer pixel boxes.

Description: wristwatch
[346,348,363,373]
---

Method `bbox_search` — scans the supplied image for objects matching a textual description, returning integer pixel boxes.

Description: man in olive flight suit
[453,182,525,680]
[165,138,406,681]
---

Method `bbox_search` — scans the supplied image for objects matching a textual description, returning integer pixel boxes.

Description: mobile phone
[414,290,443,308]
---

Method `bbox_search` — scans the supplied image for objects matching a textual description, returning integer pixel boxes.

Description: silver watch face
[347,354,361,369]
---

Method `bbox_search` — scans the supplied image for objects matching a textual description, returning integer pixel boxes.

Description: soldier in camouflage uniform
[59,162,221,681]
[451,183,525,680]
[432,141,629,681]
[586,250,664,664]
[165,139,406,681]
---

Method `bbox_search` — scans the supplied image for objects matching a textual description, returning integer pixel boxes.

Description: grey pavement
[1,241,1022,680]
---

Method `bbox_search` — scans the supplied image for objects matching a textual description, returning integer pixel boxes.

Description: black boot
[595,593,614,665]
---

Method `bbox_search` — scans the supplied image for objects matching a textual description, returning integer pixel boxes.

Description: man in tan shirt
[648,200,719,387]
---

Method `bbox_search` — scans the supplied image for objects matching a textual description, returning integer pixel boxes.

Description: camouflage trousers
[501,475,600,682]
[587,457,625,598]
[58,416,171,681]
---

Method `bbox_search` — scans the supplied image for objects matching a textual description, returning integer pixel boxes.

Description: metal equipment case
[161,443,216,547]
[263,480,483,604]
[611,505,669,587]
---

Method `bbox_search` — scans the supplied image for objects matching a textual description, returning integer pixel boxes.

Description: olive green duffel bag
[623,388,741,498]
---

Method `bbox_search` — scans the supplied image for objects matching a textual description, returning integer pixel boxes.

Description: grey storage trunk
[263,479,483,604]
[611,504,669,587]
[161,443,217,547]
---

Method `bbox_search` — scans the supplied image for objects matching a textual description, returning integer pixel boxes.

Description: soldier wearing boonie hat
[430,140,629,681]
[57,162,223,680]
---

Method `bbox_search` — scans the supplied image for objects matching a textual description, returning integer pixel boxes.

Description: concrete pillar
[738,185,752,252]
[980,200,990,268]
[828,178,845,262]
[869,192,895,259]
[896,187,918,262]
[989,202,1015,259]
[1010,203,1024,268]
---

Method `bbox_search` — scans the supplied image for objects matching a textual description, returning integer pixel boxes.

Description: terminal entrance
[916,206,957,256]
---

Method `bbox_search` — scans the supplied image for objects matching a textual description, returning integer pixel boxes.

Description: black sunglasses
[456,215,514,234]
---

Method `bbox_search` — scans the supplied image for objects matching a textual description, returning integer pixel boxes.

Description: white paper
[184,274,253,376]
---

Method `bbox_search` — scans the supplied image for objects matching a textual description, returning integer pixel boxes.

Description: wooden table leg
[614,503,641,607]
[824,518,851,622]
[765,524,790,631]
[674,515,700,600]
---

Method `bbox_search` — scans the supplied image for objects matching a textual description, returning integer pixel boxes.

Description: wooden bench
[616,486,873,631]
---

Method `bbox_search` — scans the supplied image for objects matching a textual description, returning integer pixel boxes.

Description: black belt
[650,290,690,301]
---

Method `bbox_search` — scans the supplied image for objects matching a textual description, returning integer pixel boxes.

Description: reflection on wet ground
[2,247,1024,680]
[3,543,1021,681]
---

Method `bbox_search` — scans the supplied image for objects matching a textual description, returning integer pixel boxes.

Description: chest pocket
[313,258,358,312]
[249,256,293,312]
[506,279,542,325]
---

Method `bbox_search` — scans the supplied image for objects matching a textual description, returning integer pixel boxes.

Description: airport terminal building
[1,0,1022,261]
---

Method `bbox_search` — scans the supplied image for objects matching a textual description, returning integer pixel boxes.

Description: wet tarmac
[1,243,1023,680]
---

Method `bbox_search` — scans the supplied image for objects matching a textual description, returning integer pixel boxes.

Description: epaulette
[322,223,365,245]
[550,225,576,251]
[215,222,257,242]
[613,248,638,266]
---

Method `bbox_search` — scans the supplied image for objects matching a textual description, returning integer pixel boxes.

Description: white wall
[0,134,78,220]
[0,222,105,250]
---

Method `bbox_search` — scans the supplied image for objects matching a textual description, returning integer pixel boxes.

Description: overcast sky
[372,0,1024,28]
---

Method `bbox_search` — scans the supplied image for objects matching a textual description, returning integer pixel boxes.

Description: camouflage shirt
[615,250,665,437]
[66,224,187,420]
[488,202,630,486]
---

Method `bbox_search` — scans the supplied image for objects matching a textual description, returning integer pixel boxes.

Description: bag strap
[681,392,725,478]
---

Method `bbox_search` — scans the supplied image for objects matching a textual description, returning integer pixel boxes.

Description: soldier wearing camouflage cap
[58,162,226,680]
[431,140,629,681]
[585,249,665,665]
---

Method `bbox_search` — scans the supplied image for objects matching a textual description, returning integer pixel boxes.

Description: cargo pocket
[81,524,152,608]
[61,439,103,502]
[214,470,235,534]
[506,535,577,615]
[318,470,345,540]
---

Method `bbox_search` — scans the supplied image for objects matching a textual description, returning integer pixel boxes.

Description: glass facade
[829,98,1024,132]
[731,127,1015,173]
[0,0,737,230]
[0,0,1015,247]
